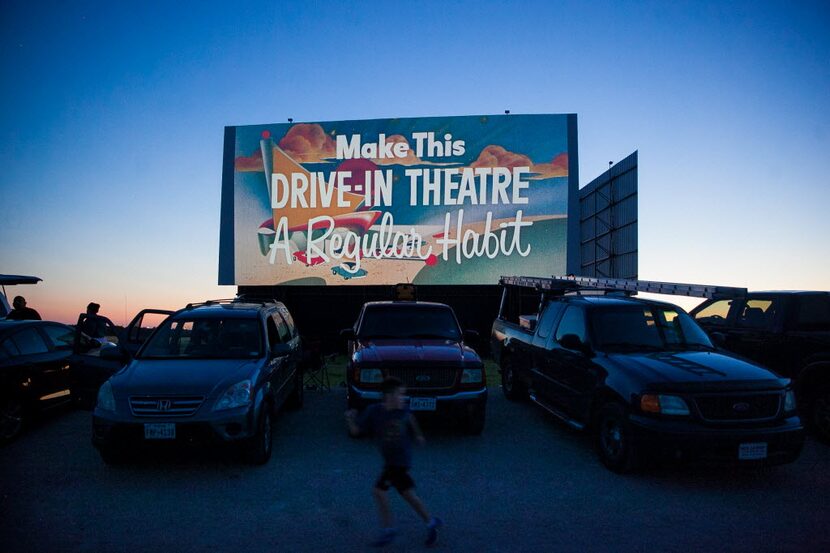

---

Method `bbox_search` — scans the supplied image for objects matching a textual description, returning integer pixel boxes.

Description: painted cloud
[470,145,568,179]
[278,123,336,163]
[235,148,263,172]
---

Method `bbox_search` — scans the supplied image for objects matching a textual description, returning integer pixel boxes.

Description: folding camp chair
[302,338,331,392]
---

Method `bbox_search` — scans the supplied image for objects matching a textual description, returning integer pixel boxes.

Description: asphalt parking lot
[1,383,829,553]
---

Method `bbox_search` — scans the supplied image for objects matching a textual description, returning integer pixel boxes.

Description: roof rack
[499,275,747,300]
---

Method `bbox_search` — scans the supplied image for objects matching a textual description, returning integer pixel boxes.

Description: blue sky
[1,0,828,322]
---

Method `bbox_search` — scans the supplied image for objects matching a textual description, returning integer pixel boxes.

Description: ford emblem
[415,375,431,382]
[732,402,750,412]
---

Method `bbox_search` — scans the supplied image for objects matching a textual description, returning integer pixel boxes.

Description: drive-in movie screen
[221,114,576,285]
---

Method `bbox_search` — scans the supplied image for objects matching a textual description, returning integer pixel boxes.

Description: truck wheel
[595,402,639,473]
[809,385,830,444]
[0,396,25,445]
[501,358,528,401]
[246,409,273,465]
[286,369,304,411]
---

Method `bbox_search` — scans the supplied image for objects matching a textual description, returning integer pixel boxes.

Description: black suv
[691,291,830,442]
[491,284,804,472]
[343,301,487,434]
[92,299,303,464]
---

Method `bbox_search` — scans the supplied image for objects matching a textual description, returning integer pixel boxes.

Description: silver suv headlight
[97,380,116,412]
[213,380,252,411]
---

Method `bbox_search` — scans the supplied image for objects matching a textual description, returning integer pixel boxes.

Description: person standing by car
[345,377,443,547]
[78,302,114,338]
[5,296,41,320]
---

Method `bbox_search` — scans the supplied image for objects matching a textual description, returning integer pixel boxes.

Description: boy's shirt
[357,404,413,468]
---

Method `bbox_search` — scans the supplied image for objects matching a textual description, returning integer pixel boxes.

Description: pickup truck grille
[129,396,204,417]
[384,367,459,389]
[694,393,781,422]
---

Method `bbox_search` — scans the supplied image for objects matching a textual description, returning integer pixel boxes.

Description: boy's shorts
[375,466,415,492]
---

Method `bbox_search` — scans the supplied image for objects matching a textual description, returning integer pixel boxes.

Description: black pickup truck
[490,280,804,472]
[691,291,830,442]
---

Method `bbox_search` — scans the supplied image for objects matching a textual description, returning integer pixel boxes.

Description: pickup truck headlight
[96,381,116,412]
[784,390,797,414]
[640,393,690,416]
[213,380,252,411]
[359,368,383,383]
[460,368,483,384]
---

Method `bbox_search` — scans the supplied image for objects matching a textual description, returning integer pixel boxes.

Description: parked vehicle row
[3,277,827,474]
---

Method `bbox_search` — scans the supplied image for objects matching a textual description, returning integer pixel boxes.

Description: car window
[795,295,830,331]
[274,314,291,342]
[358,305,461,341]
[266,317,280,347]
[42,324,74,350]
[693,299,733,326]
[555,306,587,343]
[280,309,297,337]
[591,307,662,351]
[735,299,778,329]
[537,302,563,339]
[140,317,262,359]
[12,328,50,355]
[0,338,20,359]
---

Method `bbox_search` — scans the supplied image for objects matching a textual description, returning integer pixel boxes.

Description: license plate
[144,423,176,440]
[738,442,767,460]
[409,397,436,411]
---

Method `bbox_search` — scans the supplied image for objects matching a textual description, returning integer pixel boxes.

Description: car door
[528,301,565,402]
[70,309,172,407]
[3,326,72,410]
[545,305,596,419]
[123,309,174,357]
[722,295,785,371]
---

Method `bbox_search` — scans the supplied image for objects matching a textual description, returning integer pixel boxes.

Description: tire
[285,369,304,411]
[501,357,528,401]
[0,396,26,445]
[594,402,639,473]
[809,385,830,444]
[246,408,273,465]
[463,405,486,435]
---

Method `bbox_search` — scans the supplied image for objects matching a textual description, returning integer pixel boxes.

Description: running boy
[345,376,443,547]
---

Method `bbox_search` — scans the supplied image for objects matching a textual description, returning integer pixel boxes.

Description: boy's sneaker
[371,528,397,548]
[425,517,443,547]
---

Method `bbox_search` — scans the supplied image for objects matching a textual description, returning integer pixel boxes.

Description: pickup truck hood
[113,358,259,396]
[604,350,788,392]
[355,339,476,365]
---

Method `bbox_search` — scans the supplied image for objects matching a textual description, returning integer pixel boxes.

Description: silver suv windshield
[139,316,262,359]
[591,305,714,353]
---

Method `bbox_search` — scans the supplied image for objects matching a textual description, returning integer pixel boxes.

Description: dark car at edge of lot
[343,300,487,434]
[92,299,303,465]
[491,286,805,472]
[0,320,77,443]
[691,291,830,443]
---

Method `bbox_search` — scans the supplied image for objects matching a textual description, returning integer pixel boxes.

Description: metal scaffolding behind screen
[579,151,638,279]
